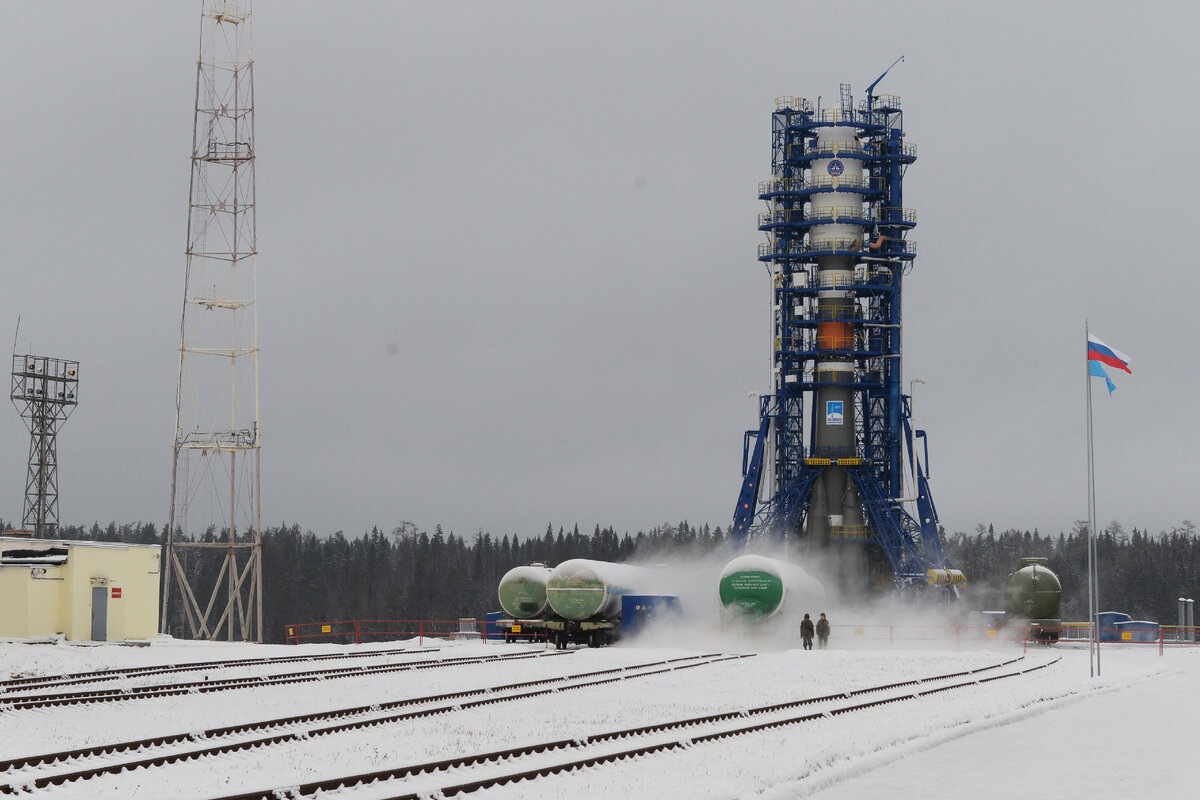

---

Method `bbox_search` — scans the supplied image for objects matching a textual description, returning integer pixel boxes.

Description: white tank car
[496,563,553,619]
[545,559,668,621]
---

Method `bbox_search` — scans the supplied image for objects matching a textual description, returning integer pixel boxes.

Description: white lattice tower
[162,0,262,642]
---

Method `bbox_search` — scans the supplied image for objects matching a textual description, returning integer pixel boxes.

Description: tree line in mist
[4,517,1197,643]
[949,521,1199,622]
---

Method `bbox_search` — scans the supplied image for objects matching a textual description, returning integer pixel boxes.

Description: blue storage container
[484,610,505,641]
[1113,620,1159,643]
[1097,611,1131,642]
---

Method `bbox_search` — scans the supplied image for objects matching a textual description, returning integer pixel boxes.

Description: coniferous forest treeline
[5,517,1198,644]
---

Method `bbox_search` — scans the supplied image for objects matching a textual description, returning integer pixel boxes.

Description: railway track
[0,651,741,794]
[0,649,557,713]
[0,645,442,694]
[203,655,1053,800]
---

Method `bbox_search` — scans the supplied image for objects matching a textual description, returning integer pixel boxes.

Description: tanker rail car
[718,554,826,623]
[1005,557,1062,642]
[543,559,670,648]
[495,563,553,642]
[494,559,677,648]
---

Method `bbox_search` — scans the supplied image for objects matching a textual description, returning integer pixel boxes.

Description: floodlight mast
[10,355,79,537]
[162,0,263,643]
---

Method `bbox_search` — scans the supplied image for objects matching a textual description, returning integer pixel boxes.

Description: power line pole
[162,0,262,642]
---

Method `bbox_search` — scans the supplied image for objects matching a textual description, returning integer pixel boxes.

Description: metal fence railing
[1022,624,1200,654]
[283,619,1200,650]
[284,618,492,646]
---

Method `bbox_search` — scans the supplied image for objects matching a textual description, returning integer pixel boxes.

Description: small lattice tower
[10,355,79,537]
[162,0,263,642]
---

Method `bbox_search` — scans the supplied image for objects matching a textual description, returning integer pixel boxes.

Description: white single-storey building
[0,535,161,641]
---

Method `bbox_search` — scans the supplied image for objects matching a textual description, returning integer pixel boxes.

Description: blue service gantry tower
[731,76,962,595]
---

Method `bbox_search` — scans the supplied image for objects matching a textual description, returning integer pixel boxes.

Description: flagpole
[1085,320,1097,677]
[1093,458,1102,676]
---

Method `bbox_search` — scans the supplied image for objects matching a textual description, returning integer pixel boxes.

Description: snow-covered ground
[0,633,1193,799]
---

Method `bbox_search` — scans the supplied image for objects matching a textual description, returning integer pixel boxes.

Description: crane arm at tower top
[866,56,905,100]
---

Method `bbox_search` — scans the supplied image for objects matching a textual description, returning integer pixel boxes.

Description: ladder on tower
[839,83,854,113]
[731,414,771,539]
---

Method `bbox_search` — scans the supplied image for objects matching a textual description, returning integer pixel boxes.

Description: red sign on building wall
[111,587,122,599]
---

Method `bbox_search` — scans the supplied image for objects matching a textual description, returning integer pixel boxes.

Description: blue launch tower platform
[731,78,960,595]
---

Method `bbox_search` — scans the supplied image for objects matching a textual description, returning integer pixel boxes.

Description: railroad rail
[0,645,442,694]
[0,649,555,712]
[203,655,1052,800]
[0,652,738,793]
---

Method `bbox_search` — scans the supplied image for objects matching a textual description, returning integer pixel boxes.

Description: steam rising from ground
[622,544,974,652]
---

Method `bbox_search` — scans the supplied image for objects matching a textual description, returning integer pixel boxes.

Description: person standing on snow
[800,613,815,650]
[816,612,830,649]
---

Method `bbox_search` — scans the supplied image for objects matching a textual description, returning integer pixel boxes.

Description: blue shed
[1097,611,1132,642]
[1113,620,1160,643]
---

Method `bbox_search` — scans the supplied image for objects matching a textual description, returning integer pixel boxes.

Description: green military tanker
[1005,557,1062,642]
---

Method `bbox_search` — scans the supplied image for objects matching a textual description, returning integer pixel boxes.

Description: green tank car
[497,563,552,619]
[717,554,825,623]
[1005,557,1062,642]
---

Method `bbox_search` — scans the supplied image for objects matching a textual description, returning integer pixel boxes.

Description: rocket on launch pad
[731,76,961,596]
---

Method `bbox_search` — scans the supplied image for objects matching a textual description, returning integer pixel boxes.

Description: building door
[91,586,108,641]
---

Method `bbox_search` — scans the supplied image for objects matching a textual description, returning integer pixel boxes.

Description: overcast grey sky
[2,1,1196,543]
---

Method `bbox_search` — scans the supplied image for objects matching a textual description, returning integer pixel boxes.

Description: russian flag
[1087,335,1132,374]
